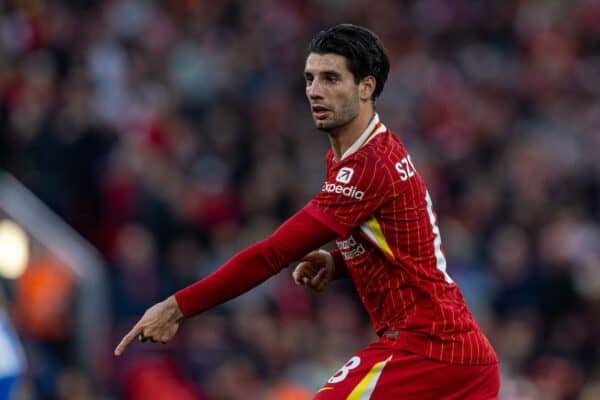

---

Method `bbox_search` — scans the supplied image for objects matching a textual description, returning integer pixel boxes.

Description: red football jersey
[305,114,497,365]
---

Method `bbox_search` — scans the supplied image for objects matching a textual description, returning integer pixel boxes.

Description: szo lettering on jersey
[395,155,417,181]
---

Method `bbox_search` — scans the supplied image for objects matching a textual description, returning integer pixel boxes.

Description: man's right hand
[292,249,335,292]
[114,295,184,356]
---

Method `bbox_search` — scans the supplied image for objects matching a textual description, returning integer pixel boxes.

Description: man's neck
[329,109,375,161]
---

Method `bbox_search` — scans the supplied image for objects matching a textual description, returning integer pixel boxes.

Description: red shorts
[314,338,500,399]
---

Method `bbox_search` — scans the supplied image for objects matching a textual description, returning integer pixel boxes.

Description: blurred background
[0,0,599,399]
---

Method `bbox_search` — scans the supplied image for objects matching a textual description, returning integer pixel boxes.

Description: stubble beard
[314,93,360,134]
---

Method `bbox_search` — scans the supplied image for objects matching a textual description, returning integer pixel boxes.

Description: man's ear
[359,76,376,101]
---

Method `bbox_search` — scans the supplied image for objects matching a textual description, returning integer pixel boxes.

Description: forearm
[329,248,349,279]
[175,241,274,317]
[174,209,337,317]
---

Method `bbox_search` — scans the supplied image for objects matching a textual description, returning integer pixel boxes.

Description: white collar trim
[340,113,386,160]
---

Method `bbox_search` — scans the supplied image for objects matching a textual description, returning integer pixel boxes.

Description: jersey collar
[340,113,387,161]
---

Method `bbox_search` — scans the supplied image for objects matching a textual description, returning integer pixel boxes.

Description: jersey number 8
[327,356,361,384]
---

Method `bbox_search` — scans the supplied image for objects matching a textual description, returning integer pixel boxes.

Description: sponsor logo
[336,167,354,184]
[321,182,364,200]
[336,235,366,260]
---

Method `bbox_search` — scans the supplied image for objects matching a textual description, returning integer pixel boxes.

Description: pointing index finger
[114,323,143,356]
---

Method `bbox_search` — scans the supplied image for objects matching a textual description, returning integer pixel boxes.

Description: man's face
[304,53,361,132]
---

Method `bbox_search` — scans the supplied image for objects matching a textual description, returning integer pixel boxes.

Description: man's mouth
[312,105,331,120]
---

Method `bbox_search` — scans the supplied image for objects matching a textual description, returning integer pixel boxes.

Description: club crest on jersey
[336,167,354,184]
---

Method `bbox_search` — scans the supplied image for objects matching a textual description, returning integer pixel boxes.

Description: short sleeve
[304,151,393,237]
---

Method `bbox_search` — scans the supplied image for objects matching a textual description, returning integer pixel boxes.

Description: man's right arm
[115,208,338,355]
[174,208,338,317]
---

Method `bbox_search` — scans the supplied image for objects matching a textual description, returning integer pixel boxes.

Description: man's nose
[307,80,323,99]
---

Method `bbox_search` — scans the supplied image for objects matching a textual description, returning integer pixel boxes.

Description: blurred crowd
[1,0,600,399]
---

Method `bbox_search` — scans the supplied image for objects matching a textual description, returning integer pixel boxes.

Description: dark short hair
[307,24,390,100]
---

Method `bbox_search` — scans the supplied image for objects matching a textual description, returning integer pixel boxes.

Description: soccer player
[0,289,26,400]
[115,24,500,399]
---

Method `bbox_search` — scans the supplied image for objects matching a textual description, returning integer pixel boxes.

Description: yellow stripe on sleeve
[360,216,394,259]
